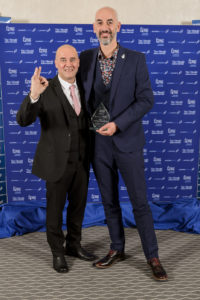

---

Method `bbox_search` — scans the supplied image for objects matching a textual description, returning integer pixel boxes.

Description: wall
[0,0,200,25]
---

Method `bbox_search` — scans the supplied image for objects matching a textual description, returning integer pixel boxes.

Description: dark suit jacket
[16,75,88,182]
[79,45,154,152]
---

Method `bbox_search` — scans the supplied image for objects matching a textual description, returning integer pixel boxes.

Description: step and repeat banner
[0,70,7,205]
[0,24,200,206]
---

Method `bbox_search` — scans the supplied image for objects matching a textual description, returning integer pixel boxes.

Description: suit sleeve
[114,54,154,132]
[16,95,41,127]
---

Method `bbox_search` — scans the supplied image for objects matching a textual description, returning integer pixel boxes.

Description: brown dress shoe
[93,250,125,269]
[147,257,168,281]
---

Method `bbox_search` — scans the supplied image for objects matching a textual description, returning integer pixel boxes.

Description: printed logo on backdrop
[0,65,7,204]
[0,24,199,205]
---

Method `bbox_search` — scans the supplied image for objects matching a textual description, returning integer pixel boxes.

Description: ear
[117,21,121,32]
[54,59,58,69]
[93,23,96,34]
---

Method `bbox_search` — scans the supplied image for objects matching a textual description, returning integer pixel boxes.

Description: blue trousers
[92,134,158,260]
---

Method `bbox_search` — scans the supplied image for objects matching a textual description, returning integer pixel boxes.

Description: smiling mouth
[64,68,74,72]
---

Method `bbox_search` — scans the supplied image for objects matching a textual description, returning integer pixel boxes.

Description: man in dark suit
[78,7,168,281]
[17,44,95,273]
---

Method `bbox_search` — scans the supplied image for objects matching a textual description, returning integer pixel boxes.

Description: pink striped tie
[69,84,81,116]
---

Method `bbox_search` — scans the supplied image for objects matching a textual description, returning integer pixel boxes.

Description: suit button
[68,133,71,137]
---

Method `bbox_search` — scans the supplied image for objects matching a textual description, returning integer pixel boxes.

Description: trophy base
[89,127,98,131]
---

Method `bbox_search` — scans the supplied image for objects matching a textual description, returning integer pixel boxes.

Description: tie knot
[70,84,75,92]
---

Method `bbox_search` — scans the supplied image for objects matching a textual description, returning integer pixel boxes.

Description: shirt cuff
[29,94,40,103]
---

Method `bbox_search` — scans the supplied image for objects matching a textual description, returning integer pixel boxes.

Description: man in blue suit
[79,7,168,281]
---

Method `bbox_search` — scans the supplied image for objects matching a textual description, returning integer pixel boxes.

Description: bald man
[78,7,168,281]
[17,45,96,273]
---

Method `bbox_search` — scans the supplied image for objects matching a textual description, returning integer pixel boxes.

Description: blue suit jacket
[79,45,154,152]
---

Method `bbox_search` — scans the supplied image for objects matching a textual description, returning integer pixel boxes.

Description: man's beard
[98,30,116,45]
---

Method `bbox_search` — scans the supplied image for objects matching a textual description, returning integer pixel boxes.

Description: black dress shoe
[93,250,125,268]
[147,258,168,281]
[65,246,96,261]
[53,255,68,273]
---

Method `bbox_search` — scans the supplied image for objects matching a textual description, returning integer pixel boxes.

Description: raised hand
[30,66,49,100]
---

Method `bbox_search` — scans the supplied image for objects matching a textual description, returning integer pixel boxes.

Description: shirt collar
[58,74,77,90]
[98,44,119,60]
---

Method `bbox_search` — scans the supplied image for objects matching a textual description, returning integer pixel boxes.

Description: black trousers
[45,158,88,256]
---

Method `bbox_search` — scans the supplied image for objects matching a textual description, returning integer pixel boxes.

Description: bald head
[55,44,78,60]
[95,7,118,22]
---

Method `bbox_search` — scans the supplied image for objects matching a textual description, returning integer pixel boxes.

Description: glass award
[90,102,110,130]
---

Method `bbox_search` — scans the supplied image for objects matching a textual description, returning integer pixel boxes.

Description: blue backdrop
[0,24,200,237]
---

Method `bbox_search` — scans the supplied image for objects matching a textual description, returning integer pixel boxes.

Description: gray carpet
[0,226,200,300]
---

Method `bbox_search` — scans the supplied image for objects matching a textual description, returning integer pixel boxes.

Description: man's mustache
[99,30,112,36]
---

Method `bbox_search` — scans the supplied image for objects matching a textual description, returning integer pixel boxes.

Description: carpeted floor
[0,226,200,300]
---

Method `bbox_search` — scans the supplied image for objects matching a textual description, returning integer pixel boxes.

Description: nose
[64,61,73,67]
[101,23,109,32]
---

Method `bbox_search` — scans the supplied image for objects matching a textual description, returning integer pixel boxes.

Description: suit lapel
[76,79,85,110]
[84,48,98,103]
[52,76,72,120]
[110,46,127,108]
